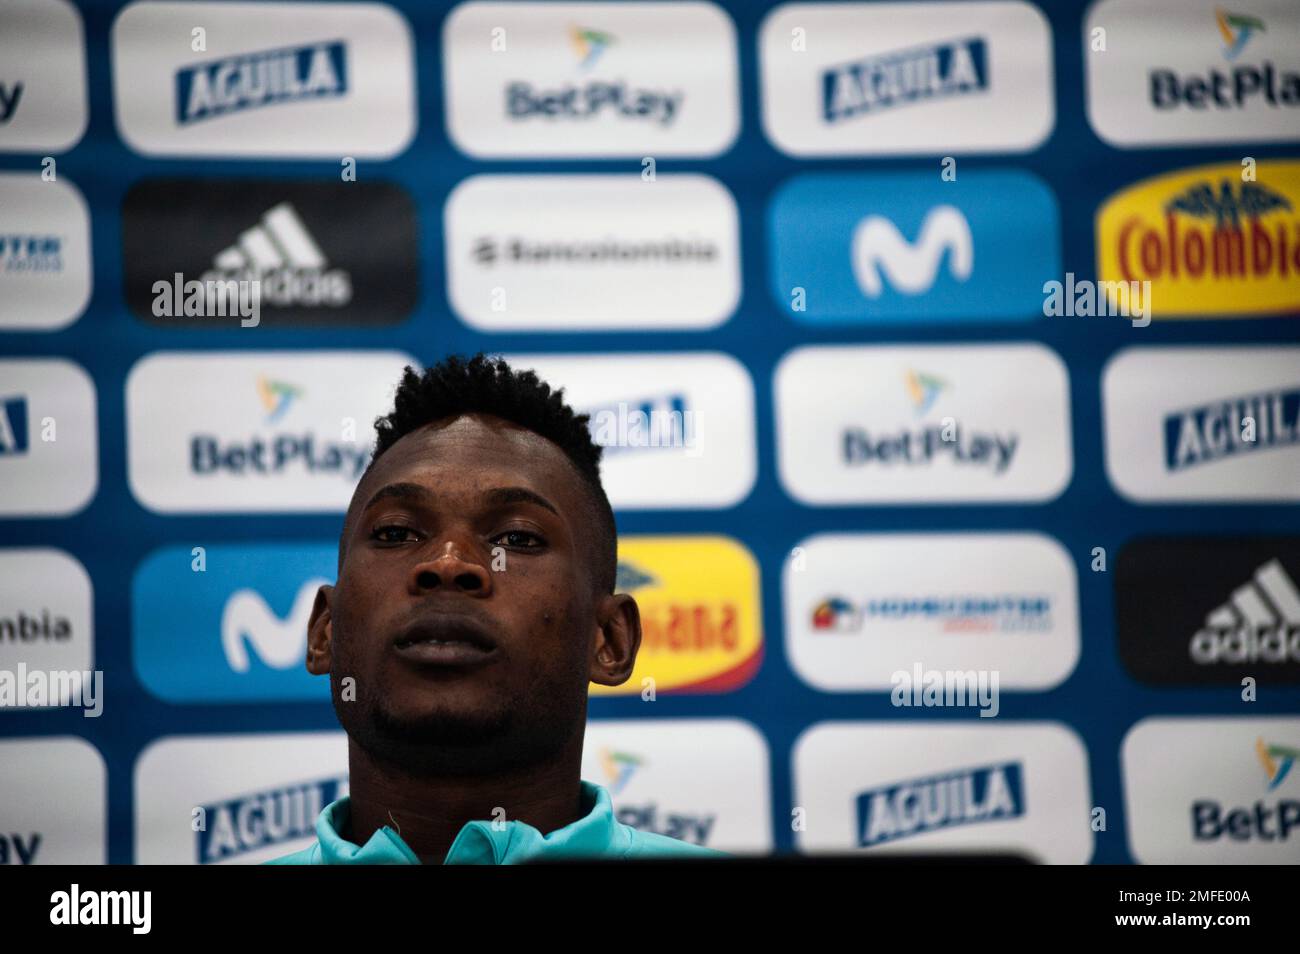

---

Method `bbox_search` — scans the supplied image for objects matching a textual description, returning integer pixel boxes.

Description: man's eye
[493,530,544,549]
[372,525,418,544]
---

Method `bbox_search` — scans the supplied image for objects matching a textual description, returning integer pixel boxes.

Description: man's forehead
[351,413,585,514]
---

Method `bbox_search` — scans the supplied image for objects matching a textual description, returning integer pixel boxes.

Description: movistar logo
[1216,9,1265,61]
[257,377,303,423]
[570,26,615,70]
[599,748,644,796]
[1257,737,1298,790]
[906,369,947,415]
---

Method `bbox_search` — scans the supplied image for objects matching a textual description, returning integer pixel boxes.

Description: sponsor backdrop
[1,0,1299,865]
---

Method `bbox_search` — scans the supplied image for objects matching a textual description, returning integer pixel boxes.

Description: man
[266,353,726,864]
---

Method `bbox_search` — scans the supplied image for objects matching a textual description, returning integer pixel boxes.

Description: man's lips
[392,617,500,668]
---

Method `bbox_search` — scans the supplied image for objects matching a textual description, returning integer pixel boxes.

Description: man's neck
[344,742,587,864]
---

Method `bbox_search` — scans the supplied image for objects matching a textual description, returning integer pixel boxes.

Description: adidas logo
[202,202,351,308]
[1191,559,1300,665]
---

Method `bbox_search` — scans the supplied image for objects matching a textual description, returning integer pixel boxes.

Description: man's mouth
[392,618,499,668]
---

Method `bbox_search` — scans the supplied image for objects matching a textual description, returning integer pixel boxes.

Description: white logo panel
[0,0,88,153]
[1085,0,1300,147]
[126,351,414,513]
[112,1,416,158]
[792,721,1093,863]
[504,352,756,508]
[1122,717,1300,863]
[446,174,740,331]
[583,719,772,853]
[0,549,93,707]
[0,173,92,331]
[783,534,1079,691]
[0,358,98,516]
[774,344,1072,503]
[759,2,1054,156]
[0,737,106,863]
[135,732,349,864]
[443,1,739,158]
[1103,347,1300,502]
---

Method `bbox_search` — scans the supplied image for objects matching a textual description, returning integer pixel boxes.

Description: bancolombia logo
[1115,538,1300,685]
[123,180,418,327]
[1096,160,1300,317]
[126,351,414,513]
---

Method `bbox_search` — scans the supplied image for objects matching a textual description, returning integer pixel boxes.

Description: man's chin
[372,699,512,747]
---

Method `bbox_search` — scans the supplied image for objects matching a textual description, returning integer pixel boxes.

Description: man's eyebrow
[359,482,560,518]
[483,486,561,517]
[360,481,437,512]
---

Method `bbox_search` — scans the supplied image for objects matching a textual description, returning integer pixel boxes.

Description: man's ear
[589,593,641,687]
[306,583,334,675]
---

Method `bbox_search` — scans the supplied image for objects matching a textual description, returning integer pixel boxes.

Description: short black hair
[347,353,618,594]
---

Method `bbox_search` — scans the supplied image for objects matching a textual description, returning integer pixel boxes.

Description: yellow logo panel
[590,535,763,696]
[1097,160,1300,318]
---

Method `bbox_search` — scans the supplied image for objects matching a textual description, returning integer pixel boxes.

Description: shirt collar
[314,781,628,864]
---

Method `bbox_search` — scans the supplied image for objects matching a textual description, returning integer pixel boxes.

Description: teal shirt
[264,780,728,864]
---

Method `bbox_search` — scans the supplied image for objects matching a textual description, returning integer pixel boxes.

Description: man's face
[307,413,639,777]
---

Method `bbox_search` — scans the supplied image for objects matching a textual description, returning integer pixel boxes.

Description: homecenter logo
[0,173,92,331]
[822,36,988,123]
[784,534,1079,692]
[1096,160,1300,317]
[856,762,1026,847]
[175,40,347,125]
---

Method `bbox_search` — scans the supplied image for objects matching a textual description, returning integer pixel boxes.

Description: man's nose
[408,538,493,596]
